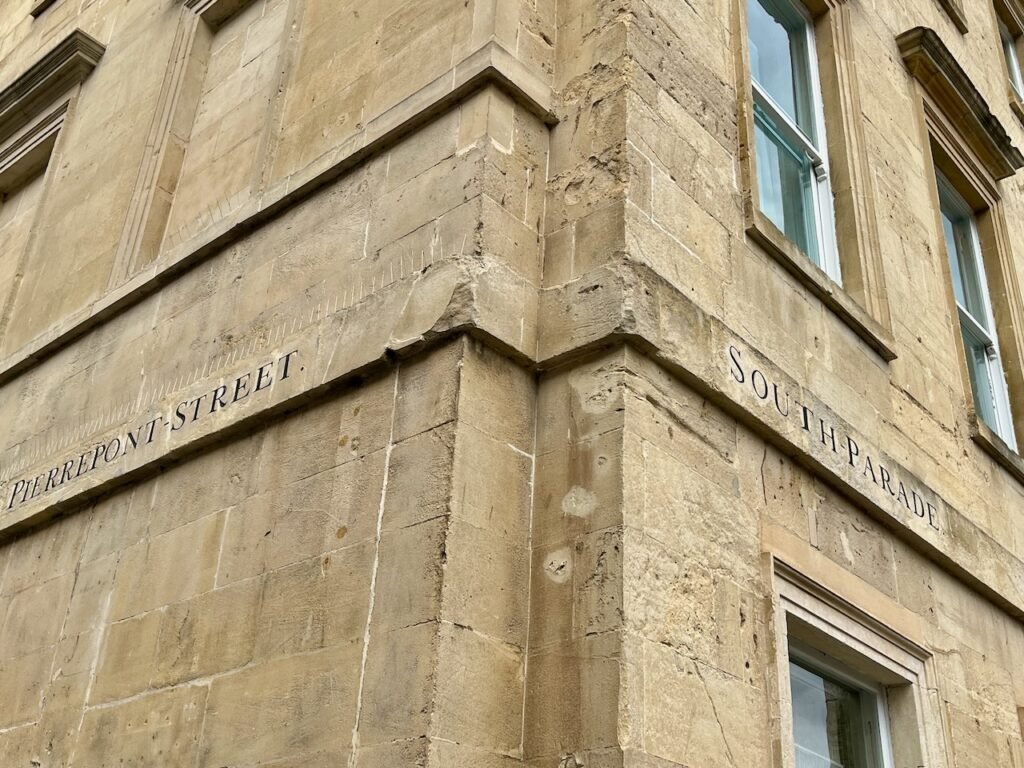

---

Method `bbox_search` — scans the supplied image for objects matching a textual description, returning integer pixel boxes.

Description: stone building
[0,0,1022,765]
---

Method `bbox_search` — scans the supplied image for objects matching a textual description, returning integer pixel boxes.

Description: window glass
[999,19,1024,98]
[939,203,988,325]
[748,0,814,136]
[790,660,879,768]
[747,0,839,277]
[935,170,1018,448]
[755,109,818,262]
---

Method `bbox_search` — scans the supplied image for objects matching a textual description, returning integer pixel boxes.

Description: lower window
[789,650,892,768]
[773,561,932,768]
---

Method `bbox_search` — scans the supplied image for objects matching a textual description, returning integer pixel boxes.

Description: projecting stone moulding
[897,26,1024,179]
[0,29,105,144]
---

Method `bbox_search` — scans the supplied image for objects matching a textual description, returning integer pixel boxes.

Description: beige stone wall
[0,337,534,765]
[0,0,1022,765]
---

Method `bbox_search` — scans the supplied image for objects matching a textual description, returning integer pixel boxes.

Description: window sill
[971,419,1024,486]
[1010,92,1024,127]
[744,203,898,362]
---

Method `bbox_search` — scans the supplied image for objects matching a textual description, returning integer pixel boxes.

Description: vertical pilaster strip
[108,7,205,286]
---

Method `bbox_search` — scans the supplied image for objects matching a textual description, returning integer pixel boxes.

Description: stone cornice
[0,29,104,144]
[897,26,1024,180]
[0,39,553,388]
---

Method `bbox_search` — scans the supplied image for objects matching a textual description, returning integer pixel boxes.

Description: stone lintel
[897,26,1024,179]
[0,29,105,145]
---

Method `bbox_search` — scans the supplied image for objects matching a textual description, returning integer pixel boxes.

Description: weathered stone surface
[0,0,1020,765]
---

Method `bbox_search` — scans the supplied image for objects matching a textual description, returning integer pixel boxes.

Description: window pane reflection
[790,660,875,768]
[754,110,818,264]
[748,0,814,136]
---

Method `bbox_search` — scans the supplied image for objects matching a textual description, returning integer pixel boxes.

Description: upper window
[747,0,839,279]
[998,17,1024,100]
[936,171,1018,450]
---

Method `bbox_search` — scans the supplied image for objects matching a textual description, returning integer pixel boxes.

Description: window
[998,17,1024,99]
[773,561,931,768]
[747,0,839,279]
[935,171,1018,451]
[789,650,894,768]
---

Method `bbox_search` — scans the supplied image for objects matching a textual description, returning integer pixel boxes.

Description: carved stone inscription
[5,349,299,513]
[727,345,941,532]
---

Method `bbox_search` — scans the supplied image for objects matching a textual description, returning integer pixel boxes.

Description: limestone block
[543,222,575,288]
[946,702,1014,768]
[254,543,373,661]
[358,621,439,747]
[200,642,361,766]
[529,543,576,650]
[63,552,117,635]
[442,517,529,647]
[481,195,543,284]
[369,516,446,633]
[355,737,431,767]
[90,609,162,704]
[573,527,625,638]
[0,571,73,658]
[459,339,535,452]
[393,339,464,443]
[110,511,225,621]
[382,424,456,531]
[79,485,153,564]
[386,110,459,193]
[257,398,345,490]
[536,351,629,451]
[430,740,525,767]
[0,512,85,595]
[432,622,524,753]
[524,632,622,760]
[0,646,50,728]
[641,642,770,768]
[76,686,208,768]
[533,427,624,548]
[452,422,533,541]
[637,438,757,580]
[0,723,38,767]
[814,494,899,600]
[152,577,261,687]
[147,433,261,536]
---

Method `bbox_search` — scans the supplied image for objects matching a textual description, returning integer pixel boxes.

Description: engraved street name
[5,349,300,513]
[727,345,941,532]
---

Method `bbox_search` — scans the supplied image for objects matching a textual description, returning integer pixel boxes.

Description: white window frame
[749,0,841,282]
[936,171,1018,451]
[999,17,1024,99]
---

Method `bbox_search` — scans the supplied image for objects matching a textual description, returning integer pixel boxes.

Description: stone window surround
[993,0,1024,126]
[0,29,105,340]
[737,0,898,363]
[770,558,934,768]
[899,26,1024,484]
[935,0,970,35]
